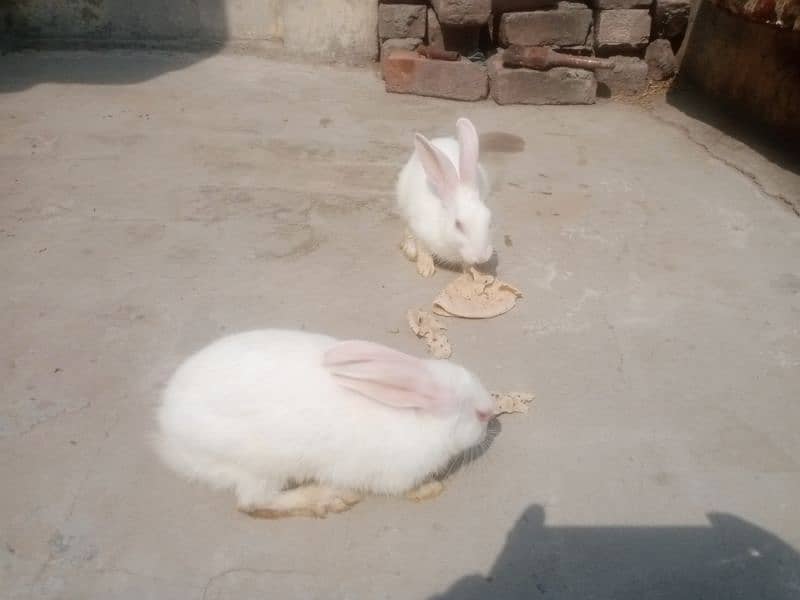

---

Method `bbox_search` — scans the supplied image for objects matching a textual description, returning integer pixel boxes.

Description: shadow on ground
[667,0,799,170]
[431,505,800,599]
[0,0,229,92]
[667,83,800,172]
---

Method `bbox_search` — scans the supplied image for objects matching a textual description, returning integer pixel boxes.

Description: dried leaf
[433,267,523,319]
[492,391,535,416]
[407,309,452,358]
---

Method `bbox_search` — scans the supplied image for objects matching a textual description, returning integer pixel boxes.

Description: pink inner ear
[331,377,440,411]
[414,133,459,204]
[323,340,453,412]
[456,118,479,186]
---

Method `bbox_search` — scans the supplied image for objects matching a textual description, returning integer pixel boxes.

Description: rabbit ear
[414,133,459,205]
[456,118,479,186]
[323,340,453,413]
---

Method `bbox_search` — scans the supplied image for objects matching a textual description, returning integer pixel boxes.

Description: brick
[383,50,489,101]
[427,7,481,56]
[653,0,691,40]
[594,9,651,53]
[595,56,648,96]
[644,38,677,80]
[381,38,423,59]
[498,5,593,47]
[379,4,427,40]
[488,53,596,105]
[590,0,651,8]
[430,0,491,26]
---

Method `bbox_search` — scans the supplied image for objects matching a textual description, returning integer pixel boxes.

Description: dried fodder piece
[433,267,523,319]
[407,309,452,358]
[491,391,535,416]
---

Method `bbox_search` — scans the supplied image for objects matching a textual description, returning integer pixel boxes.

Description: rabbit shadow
[482,252,500,277]
[435,417,502,481]
[435,251,500,278]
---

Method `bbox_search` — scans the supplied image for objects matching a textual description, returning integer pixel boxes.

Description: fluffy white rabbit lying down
[156,329,495,518]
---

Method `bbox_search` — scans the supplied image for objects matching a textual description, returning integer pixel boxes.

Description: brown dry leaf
[433,267,523,319]
[491,391,535,416]
[407,309,452,358]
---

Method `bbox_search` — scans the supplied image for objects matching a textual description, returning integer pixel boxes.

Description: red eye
[455,220,465,233]
[476,409,491,422]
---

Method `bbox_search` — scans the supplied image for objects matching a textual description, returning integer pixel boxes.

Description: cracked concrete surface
[1,51,800,599]
[651,94,800,216]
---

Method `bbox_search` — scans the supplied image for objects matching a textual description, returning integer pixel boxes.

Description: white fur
[156,329,494,508]
[396,118,493,266]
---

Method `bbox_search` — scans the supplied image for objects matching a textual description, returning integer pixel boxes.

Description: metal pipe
[503,46,616,71]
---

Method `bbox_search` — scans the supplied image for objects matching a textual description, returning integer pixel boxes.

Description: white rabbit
[156,329,495,518]
[396,117,493,277]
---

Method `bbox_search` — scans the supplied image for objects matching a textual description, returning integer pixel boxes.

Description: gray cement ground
[1,51,799,599]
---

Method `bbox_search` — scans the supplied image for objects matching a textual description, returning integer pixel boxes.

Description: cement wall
[0,0,378,63]
[678,0,800,139]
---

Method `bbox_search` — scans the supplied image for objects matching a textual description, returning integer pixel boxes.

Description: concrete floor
[1,51,799,600]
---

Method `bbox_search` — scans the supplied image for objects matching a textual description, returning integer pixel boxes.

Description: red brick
[488,53,596,105]
[383,50,489,101]
[380,38,424,69]
[498,5,593,47]
[380,39,423,81]
[430,0,491,26]
[594,9,652,53]
[379,4,427,40]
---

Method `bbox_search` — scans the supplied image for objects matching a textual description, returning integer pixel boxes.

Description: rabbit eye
[455,220,465,233]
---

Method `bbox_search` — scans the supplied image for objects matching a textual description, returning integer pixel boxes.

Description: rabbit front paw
[242,485,362,519]
[416,249,436,277]
[401,230,418,261]
[406,480,444,502]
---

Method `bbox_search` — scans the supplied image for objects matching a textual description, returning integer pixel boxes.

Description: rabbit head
[323,340,495,457]
[413,118,493,266]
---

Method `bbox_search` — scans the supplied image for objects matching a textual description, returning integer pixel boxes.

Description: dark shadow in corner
[666,84,800,175]
[431,505,800,599]
[596,82,612,100]
[667,0,800,170]
[0,0,231,92]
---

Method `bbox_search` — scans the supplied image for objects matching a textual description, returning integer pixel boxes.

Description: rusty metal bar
[503,46,616,71]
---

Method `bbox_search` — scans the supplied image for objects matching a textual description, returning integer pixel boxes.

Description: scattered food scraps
[407,309,452,358]
[433,267,523,319]
[492,392,535,416]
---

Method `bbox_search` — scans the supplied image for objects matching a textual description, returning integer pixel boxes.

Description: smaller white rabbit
[156,329,495,518]
[396,117,493,277]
